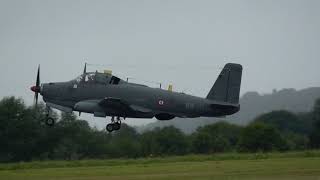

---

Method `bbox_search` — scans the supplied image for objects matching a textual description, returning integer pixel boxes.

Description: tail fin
[206,63,243,104]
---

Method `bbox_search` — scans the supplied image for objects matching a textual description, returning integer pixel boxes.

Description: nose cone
[30,86,40,93]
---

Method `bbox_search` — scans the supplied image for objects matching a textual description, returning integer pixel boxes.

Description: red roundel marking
[158,100,164,105]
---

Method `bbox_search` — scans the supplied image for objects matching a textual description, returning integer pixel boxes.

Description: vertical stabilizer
[206,63,243,104]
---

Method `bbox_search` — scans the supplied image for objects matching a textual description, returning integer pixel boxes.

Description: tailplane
[206,63,243,104]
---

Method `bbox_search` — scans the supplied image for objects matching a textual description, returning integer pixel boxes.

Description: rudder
[206,63,243,104]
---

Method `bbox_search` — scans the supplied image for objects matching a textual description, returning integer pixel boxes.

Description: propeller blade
[36,65,40,87]
[35,92,39,106]
[33,93,38,106]
[83,63,87,74]
[32,65,40,107]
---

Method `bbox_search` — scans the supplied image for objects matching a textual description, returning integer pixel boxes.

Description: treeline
[0,97,320,163]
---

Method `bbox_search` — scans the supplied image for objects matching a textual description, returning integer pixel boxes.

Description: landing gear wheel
[106,123,114,132]
[113,122,121,131]
[45,117,55,127]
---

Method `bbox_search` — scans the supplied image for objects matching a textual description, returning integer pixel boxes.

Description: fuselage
[40,79,239,120]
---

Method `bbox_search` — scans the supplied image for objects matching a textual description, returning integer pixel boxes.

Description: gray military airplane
[30,63,242,132]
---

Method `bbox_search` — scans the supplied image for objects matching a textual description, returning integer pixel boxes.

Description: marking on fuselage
[158,100,164,105]
[186,103,195,109]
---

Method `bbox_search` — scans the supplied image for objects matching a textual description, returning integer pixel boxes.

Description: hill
[138,87,320,134]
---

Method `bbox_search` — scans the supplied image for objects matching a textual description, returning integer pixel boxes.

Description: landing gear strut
[44,105,55,127]
[106,116,123,132]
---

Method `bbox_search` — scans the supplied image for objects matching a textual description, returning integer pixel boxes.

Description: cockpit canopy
[73,72,124,85]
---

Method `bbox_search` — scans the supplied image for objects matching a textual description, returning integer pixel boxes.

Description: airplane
[30,63,243,132]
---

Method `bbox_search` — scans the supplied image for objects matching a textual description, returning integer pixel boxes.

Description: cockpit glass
[72,72,122,85]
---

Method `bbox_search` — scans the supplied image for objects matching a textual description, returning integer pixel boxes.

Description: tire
[45,117,55,127]
[106,123,114,132]
[113,122,121,131]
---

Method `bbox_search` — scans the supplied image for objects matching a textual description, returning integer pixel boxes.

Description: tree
[0,97,46,162]
[140,126,189,156]
[50,112,93,160]
[283,132,309,150]
[253,110,307,134]
[253,110,315,150]
[108,124,142,158]
[310,99,320,148]
[191,132,211,153]
[192,122,242,153]
[238,122,288,152]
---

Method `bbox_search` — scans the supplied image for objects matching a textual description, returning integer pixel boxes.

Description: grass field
[1,151,320,180]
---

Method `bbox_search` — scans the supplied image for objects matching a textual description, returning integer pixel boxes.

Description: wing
[98,97,152,114]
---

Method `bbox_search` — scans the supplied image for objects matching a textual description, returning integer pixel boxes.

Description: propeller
[30,65,41,106]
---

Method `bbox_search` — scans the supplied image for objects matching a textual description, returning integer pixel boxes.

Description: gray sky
[1,0,320,126]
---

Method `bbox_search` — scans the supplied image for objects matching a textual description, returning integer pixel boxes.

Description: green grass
[1,151,320,180]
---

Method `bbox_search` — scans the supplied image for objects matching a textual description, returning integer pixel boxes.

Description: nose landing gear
[44,105,55,127]
[106,116,124,132]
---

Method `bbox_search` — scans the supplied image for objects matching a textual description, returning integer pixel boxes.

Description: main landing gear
[44,105,55,127]
[106,116,124,132]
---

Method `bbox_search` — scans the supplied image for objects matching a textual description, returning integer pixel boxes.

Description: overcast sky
[1,0,319,126]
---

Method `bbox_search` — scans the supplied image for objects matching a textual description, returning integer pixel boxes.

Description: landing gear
[45,117,55,126]
[106,116,123,132]
[106,123,114,132]
[113,122,121,131]
[44,105,55,127]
